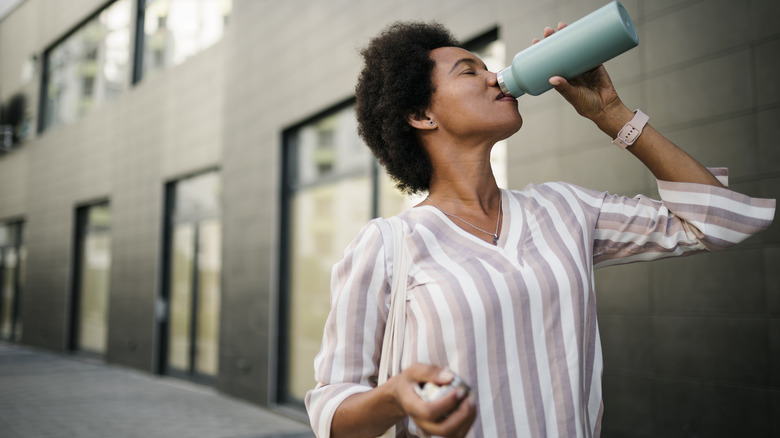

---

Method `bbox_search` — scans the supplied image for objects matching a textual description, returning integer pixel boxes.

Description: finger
[417,393,476,437]
[557,21,568,31]
[543,26,555,38]
[549,75,569,90]
[531,37,540,44]
[409,385,466,424]
[549,76,579,105]
[405,363,453,385]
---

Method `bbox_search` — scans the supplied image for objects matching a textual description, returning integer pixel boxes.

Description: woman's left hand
[534,23,626,123]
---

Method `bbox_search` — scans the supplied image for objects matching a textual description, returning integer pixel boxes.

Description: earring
[429,120,435,127]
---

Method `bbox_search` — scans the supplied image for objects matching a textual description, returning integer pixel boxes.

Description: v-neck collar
[416,189,511,250]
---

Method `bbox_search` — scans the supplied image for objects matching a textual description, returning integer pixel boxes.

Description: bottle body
[497,1,639,97]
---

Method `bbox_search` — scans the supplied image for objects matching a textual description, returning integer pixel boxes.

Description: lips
[496,91,516,101]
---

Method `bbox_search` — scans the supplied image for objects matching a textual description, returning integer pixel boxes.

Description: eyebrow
[449,58,486,73]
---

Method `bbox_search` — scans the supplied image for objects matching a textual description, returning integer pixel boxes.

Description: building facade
[0,0,777,435]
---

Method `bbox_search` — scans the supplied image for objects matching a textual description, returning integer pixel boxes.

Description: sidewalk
[0,341,315,438]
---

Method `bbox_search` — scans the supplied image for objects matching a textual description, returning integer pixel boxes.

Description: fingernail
[438,369,454,382]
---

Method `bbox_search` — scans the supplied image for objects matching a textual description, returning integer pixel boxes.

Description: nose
[487,71,499,87]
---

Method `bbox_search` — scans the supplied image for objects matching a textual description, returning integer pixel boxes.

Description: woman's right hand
[390,363,477,438]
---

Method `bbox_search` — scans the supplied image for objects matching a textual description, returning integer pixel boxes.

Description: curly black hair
[355,22,461,194]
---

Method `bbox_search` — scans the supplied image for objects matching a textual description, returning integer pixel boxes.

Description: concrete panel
[600,374,653,438]
[552,144,653,195]
[758,176,780,246]
[599,314,653,376]
[771,318,780,389]
[595,261,652,313]
[645,50,754,129]
[767,248,780,316]
[653,249,766,315]
[640,0,701,19]
[755,38,780,108]
[643,0,751,73]
[757,107,780,175]
[663,114,758,179]
[653,316,768,386]
[652,378,771,438]
[749,0,780,41]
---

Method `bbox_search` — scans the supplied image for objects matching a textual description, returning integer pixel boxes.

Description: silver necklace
[426,194,502,245]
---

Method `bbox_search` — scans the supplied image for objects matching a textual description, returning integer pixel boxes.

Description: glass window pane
[168,223,195,371]
[293,107,370,187]
[77,230,111,354]
[174,171,221,220]
[43,0,132,130]
[284,103,374,402]
[195,219,221,376]
[142,0,232,78]
[1,248,15,339]
[287,177,372,400]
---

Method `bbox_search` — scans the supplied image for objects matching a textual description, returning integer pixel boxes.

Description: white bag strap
[377,216,408,438]
[378,216,408,384]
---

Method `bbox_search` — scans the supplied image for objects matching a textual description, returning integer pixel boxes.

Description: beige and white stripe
[306,169,775,437]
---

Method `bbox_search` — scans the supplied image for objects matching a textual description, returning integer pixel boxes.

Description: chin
[501,116,523,139]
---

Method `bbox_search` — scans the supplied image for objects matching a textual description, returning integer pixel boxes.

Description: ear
[407,111,436,130]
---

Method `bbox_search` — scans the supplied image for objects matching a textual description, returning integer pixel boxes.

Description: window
[279,102,376,406]
[40,0,132,131]
[138,0,232,81]
[160,170,222,384]
[71,203,112,355]
[0,221,25,342]
[278,30,505,408]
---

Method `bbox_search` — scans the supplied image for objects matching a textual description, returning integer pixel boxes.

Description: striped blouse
[305,169,775,437]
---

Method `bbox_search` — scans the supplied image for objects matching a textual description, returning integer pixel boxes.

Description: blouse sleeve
[305,218,393,438]
[590,168,775,268]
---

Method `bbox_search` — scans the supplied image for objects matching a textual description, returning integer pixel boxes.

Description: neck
[424,137,501,214]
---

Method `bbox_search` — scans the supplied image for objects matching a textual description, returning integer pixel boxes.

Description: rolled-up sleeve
[592,168,775,268]
[305,219,392,438]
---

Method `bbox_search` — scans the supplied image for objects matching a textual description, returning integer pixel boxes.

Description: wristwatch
[612,109,649,149]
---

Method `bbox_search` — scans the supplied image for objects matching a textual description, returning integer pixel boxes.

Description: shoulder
[511,182,606,203]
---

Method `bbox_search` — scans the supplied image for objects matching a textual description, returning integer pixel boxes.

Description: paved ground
[0,341,315,438]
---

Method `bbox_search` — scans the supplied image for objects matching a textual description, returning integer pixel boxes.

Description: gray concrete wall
[0,0,777,435]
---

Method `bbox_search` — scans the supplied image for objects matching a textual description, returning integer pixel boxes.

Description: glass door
[71,204,112,355]
[0,221,24,341]
[163,171,221,383]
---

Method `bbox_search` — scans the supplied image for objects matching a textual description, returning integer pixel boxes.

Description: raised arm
[539,23,724,187]
[550,68,724,187]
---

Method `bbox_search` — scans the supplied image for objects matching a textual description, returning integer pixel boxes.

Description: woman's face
[426,47,523,143]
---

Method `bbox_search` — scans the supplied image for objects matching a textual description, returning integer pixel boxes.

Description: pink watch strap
[612,109,649,149]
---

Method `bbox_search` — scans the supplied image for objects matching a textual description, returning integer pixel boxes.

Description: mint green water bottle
[497,1,639,97]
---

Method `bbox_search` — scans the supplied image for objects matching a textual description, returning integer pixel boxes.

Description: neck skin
[417,127,503,241]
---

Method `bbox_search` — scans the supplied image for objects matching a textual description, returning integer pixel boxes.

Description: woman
[305,21,775,437]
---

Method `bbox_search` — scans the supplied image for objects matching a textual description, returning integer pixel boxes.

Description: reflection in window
[0,221,24,342]
[282,104,374,404]
[42,0,132,131]
[163,171,221,383]
[73,204,112,355]
[141,0,232,79]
